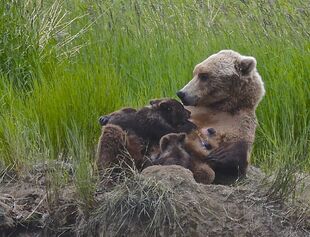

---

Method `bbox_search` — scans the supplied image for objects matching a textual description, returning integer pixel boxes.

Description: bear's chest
[188,106,252,142]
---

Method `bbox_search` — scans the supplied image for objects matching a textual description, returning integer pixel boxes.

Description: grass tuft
[79,168,183,237]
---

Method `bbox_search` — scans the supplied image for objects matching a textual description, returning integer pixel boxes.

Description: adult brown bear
[177,50,265,184]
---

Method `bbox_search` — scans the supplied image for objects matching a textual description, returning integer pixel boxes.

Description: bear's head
[177,50,265,113]
[150,98,194,128]
[153,133,191,167]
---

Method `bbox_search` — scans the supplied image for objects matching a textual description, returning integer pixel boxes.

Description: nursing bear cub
[96,99,197,171]
[153,132,218,184]
[99,99,196,145]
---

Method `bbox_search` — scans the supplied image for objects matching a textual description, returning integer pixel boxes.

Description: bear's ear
[177,133,186,143]
[160,136,170,151]
[238,56,256,75]
[159,101,172,111]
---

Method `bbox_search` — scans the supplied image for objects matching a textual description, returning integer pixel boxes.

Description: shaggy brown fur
[177,50,265,184]
[97,99,197,171]
[96,124,145,170]
[99,98,196,146]
[154,133,215,184]
[189,127,226,154]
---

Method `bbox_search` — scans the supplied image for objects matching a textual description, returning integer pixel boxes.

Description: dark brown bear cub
[99,98,196,147]
[154,133,215,184]
[154,133,191,167]
[96,99,197,171]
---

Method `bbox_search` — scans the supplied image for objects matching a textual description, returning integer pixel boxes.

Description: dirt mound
[141,165,309,237]
[0,164,309,237]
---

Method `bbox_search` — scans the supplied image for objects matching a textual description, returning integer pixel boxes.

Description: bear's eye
[199,73,208,81]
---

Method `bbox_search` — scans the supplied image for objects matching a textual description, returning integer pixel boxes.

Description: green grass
[0,0,309,198]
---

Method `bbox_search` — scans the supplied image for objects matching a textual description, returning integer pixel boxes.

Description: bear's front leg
[205,140,250,184]
[99,115,111,126]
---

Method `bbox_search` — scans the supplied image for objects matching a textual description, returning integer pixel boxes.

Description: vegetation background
[0,0,309,199]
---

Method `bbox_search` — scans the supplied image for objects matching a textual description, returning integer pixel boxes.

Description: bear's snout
[177,91,198,106]
[177,90,191,105]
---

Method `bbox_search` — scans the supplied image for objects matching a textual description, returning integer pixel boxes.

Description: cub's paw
[99,115,110,126]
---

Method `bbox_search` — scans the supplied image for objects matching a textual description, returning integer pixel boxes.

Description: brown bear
[177,50,265,184]
[98,98,197,147]
[96,99,197,171]
[154,133,215,184]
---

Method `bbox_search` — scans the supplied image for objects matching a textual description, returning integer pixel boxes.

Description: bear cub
[99,98,197,147]
[97,98,197,171]
[154,132,216,184]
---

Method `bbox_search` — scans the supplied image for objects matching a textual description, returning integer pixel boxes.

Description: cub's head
[150,98,195,129]
[177,50,265,113]
[153,133,191,167]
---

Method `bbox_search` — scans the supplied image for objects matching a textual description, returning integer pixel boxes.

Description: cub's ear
[238,56,256,75]
[149,99,162,106]
[177,133,186,143]
[159,101,172,111]
[160,136,170,151]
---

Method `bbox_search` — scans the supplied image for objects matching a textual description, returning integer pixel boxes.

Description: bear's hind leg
[96,124,126,170]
